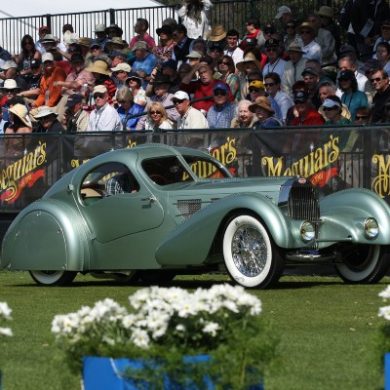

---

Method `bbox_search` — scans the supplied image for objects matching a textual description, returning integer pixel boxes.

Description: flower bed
[52,284,277,388]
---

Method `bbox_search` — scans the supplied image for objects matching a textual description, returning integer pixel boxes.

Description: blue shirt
[341,90,368,120]
[207,103,236,129]
[117,103,145,130]
[131,53,157,76]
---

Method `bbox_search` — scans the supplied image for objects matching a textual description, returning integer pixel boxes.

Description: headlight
[300,221,315,242]
[364,217,379,239]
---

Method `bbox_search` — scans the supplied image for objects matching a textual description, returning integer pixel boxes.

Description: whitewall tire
[29,271,77,286]
[222,214,283,288]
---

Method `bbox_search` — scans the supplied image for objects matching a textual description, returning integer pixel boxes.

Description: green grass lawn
[0,271,388,390]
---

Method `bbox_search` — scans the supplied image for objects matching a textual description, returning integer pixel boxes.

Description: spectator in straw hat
[298,22,322,63]
[282,41,306,97]
[131,41,157,78]
[32,52,67,108]
[5,103,32,134]
[207,25,227,46]
[105,37,127,56]
[249,96,282,129]
[316,6,341,55]
[85,60,116,103]
[35,26,50,54]
[86,85,122,131]
[111,62,131,89]
[177,0,213,39]
[33,106,65,132]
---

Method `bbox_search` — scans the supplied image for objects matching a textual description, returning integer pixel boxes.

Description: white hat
[1,79,19,90]
[9,104,32,127]
[94,23,106,33]
[1,60,17,70]
[172,90,190,101]
[93,85,108,94]
[111,63,131,73]
[275,5,292,19]
[322,98,341,109]
[33,106,58,118]
[42,52,54,63]
[186,50,202,59]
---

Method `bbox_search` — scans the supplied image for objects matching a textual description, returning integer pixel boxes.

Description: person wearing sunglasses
[321,96,351,126]
[262,39,286,80]
[143,101,173,131]
[353,107,371,125]
[264,72,293,124]
[86,85,122,131]
[116,86,144,130]
[298,22,322,63]
[217,55,240,101]
[370,68,390,123]
[173,90,208,130]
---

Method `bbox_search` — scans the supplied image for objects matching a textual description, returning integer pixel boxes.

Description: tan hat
[186,50,202,59]
[287,41,304,53]
[93,85,108,94]
[94,23,106,33]
[111,62,131,72]
[106,37,126,48]
[1,79,19,90]
[249,96,274,114]
[86,60,112,76]
[236,52,261,72]
[316,6,334,19]
[33,106,58,119]
[299,22,315,33]
[208,25,227,42]
[9,104,32,127]
[78,37,93,47]
[132,41,148,52]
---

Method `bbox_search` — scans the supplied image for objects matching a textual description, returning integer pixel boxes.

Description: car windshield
[183,155,230,180]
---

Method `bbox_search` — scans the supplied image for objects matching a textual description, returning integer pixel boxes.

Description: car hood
[164,176,291,202]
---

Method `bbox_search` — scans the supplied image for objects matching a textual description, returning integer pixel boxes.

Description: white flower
[175,324,186,332]
[0,302,12,320]
[0,327,13,337]
[379,286,390,300]
[131,328,150,349]
[203,322,220,337]
[379,305,390,321]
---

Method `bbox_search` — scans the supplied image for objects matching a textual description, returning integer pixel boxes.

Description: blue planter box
[82,356,264,390]
[386,353,390,390]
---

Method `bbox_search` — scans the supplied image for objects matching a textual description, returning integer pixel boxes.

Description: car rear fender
[1,200,90,271]
[319,188,390,244]
[156,193,299,266]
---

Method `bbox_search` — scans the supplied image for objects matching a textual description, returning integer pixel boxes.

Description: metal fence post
[109,9,116,26]
[45,14,52,32]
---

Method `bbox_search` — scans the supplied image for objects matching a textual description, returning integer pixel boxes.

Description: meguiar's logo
[0,142,47,203]
[372,154,390,197]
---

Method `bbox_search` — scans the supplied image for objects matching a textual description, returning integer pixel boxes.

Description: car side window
[142,156,194,186]
[80,162,139,201]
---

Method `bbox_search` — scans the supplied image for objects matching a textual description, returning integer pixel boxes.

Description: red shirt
[181,80,233,112]
[289,107,325,126]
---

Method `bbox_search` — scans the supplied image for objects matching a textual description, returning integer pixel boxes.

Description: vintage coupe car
[1,144,390,288]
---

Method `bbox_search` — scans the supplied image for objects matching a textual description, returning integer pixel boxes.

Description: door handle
[141,195,157,203]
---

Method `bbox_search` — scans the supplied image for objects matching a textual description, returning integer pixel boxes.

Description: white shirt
[263,58,287,80]
[273,90,294,123]
[224,46,244,65]
[302,40,322,63]
[177,106,209,129]
[87,103,123,131]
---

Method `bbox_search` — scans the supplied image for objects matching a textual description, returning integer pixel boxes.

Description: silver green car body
[1,144,390,287]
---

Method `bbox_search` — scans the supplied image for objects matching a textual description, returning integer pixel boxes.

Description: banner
[0,127,389,212]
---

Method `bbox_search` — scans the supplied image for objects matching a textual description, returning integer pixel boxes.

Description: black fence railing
[0,0,366,56]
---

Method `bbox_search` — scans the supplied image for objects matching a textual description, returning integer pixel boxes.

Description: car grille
[176,199,202,219]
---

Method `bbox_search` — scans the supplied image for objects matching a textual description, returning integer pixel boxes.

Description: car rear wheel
[222,214,283,288]
[336,244,388,283]
[29,271,77,286]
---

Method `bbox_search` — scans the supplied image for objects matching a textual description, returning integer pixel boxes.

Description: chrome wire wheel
[231,224,268,277]
[223,214,282,288]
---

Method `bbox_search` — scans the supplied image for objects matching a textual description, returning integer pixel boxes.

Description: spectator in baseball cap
[207,82,236,128]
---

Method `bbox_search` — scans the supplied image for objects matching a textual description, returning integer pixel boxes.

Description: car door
[77,162,164,244]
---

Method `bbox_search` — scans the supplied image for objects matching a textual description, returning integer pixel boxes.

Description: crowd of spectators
[1,0,390,136]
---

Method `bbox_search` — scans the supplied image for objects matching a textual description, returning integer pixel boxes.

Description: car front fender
[156,193,304,266]
[1,199,90,271]
[319,188,390,245]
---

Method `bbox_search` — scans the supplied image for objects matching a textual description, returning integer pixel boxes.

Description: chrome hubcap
[231,225,267,277]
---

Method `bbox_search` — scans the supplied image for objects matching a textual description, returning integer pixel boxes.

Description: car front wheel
[29,271,77,286]
[336,244,389,283]
[222,214,283,288]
